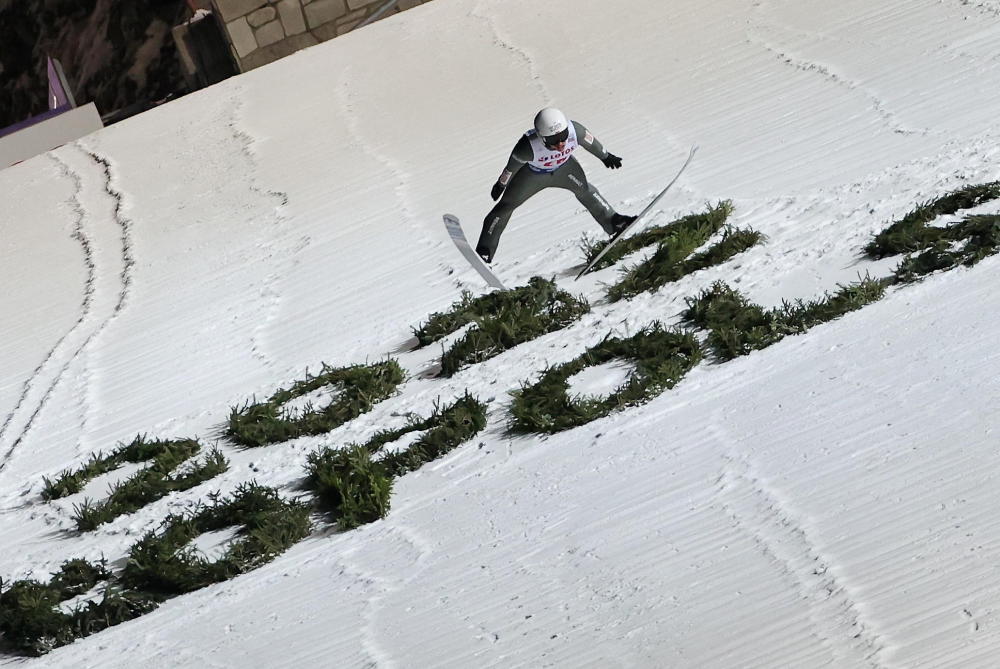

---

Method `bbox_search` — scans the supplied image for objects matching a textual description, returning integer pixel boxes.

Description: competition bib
[526,123,579,172]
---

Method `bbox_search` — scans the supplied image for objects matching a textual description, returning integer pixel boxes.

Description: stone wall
[211,0,432,72]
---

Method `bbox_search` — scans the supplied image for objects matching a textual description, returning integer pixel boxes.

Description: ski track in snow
[357,524,437,668]
[0,144,133,485]
[50,154,99,468]
[469,1,552,106]
[946,0,1000,16]
[754,0,1000,61]
[710,423,890,668]
[227,89,292,371]
[745,18,938,139]
[335,67,446,282]
[331,524,436,669]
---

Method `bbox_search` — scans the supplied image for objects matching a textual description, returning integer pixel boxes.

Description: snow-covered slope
[2,0,1000,666]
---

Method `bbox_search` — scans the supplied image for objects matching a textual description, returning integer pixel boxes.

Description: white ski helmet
[534,107,569,144]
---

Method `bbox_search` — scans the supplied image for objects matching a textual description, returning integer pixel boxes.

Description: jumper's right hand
[491,181,506,201]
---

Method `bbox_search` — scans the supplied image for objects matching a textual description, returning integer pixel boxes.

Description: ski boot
[476,245,494,264]
[609,213,637,237]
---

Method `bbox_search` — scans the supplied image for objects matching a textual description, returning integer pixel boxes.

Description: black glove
[491,181,506,201]
[602,153,623,169]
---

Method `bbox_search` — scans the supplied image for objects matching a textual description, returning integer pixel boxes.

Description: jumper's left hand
[602,153,623,169]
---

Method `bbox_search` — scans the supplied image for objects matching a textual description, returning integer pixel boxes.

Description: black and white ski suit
[476,120,624,262]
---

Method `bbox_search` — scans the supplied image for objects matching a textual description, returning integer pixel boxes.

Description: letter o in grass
[0,559,158,656]
[119,482,311,596]
[227,360,405,447]
[508,324,703,434]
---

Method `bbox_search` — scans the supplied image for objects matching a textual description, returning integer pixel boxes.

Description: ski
[443,214,507,290]
[575,145,698,280]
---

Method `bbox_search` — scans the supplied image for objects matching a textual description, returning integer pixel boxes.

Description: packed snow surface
[2,0,1000,666]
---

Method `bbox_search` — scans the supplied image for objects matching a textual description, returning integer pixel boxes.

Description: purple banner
[47,56,75,109]
[0,56,77,139]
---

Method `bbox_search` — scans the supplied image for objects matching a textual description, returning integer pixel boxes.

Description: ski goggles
[542,127,569,147]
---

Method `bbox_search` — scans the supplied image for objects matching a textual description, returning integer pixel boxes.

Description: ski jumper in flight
[476,107,635,263]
